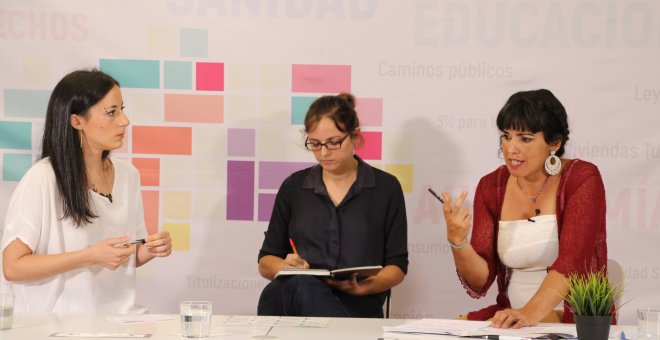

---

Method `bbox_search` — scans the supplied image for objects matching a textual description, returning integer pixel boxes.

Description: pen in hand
[289,238,299,255]
[113,239,146,248]
[428,188,445,204]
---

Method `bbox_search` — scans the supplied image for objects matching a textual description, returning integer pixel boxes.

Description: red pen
[288,238,299,255]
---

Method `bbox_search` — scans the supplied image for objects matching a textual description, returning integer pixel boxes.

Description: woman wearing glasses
[257,93,408,318]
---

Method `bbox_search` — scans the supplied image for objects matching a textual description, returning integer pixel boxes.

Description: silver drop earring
[544,150,561,175]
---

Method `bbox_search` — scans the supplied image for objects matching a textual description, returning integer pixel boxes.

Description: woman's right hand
[282,253,309,269]
[89,236,136,270]
[441,191,472,247]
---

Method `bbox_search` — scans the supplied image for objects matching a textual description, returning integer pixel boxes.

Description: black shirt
[258,156,408,274]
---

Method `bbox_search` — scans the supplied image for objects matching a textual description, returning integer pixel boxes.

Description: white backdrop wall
[0,0,658,324]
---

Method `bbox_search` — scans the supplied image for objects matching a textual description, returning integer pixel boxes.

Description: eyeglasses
[305,134,349,151]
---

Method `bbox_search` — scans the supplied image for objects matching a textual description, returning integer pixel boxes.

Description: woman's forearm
[451,244,490,291]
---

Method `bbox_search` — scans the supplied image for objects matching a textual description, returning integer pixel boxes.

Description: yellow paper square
[195,159,226,189]
[260,64,290,92]
[194,126,226,157]
[131,92,163,123]
[161,157,194,187]
[225,63,257,91]
[148,28,177,57]
[163,191,191,219]
[225,95,258,125]
[258,128,308,160]
[260,96,290,125]
[385,164,414,193]
[193,191,225,220]
[22,56,51,86]
[383,132,414,162]
[163,222,190,251]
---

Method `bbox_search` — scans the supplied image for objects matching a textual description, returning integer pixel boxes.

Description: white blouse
[498,214,559,309]
[1,157,147,314]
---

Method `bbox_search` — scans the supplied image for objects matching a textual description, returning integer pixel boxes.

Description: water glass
[180,301,212,338]
[638,309,660,340]
[0,293,14,330]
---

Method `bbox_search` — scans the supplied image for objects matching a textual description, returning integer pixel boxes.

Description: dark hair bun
[337,92,356,109]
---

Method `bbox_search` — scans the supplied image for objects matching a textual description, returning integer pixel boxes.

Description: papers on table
[107,314,176,324]
[383,319,578,338]
[50,333,151,338]
[217,315,330,327]
[383,319,490,336]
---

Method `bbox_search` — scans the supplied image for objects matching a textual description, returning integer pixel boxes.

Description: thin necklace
[516,175,549,204]
[91,160,114,203]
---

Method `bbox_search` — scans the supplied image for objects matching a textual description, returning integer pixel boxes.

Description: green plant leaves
[565,269,621,316]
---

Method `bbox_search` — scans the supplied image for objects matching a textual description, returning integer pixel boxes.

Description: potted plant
[565,268,622,340]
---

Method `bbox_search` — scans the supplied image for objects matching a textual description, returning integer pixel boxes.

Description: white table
[0,314,638,339]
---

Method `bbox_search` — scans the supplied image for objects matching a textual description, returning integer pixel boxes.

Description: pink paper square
[196,62,224,91]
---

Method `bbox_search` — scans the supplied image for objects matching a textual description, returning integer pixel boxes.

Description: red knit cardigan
[461,159,608,323]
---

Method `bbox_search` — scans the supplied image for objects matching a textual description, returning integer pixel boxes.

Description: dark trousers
[257,275,385,318]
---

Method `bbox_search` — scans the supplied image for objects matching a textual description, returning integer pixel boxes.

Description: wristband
[448,238,469,249]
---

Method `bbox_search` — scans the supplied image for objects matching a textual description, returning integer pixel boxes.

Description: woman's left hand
[324,273,368,296]
[490,308,538,329]
[145,231,172,257]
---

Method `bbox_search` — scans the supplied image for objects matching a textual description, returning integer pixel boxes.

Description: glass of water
[0,293,14,330]
[180,301,212,338]
[639,309,660,340]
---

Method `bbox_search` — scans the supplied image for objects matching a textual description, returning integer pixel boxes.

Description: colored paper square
[193,192,224,220]
[225,63,257,91]
[228,128,255,157]
[141,190,159,235]
[196,62,224,91]
[163,191,191,219]
[292,64,351,93]
[291,96,316,125]
[148,28,177,57]
[164,94,223,123]
[195,159,225,189]
[180,28,208,58]
[258,162,314,190]
[260,96,290,125]
[260,64,290,92]
[22,56,51,86]
[100,59,160,89]
[355,131,382,160]
[356,98,383,127]
[258,129,309,159]
[258,193,277,222]
[132,158,160,186]
[132,126,192,155]
[3,153,33,181]
[194,127,226,157]
[385,164,414,193]
[130,93,163,123]
[383,132,413,162]
[164,61,193,90]
[0,121,32,150]
[163,222,190,252]
[225,95,258,125]
[226,161,254,221]
[4,89,50,118]
[161,158,193,187]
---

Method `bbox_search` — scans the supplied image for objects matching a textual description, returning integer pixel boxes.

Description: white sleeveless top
[498,215,560,309]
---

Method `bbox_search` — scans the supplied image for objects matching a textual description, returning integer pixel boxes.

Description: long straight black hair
[41,69,119,227]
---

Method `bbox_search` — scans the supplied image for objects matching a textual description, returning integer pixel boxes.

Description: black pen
[114,239,146,248]
[427,188,445,204]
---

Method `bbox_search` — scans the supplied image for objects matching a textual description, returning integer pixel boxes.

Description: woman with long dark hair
[1,69,172,313]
